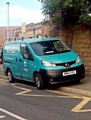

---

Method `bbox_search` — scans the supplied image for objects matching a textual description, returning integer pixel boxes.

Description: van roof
[4,37,59,45]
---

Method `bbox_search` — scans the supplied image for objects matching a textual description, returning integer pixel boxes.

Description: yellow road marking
[71,97,91,112]
[13,85,91,113]
[46,89,84,99]
[14,85,72,98]
[0,81,8,86]
[48,90,91,113]
[0,79,8,82]
[13,86,91,112]
[13,86,32,95]
[16,93,73,98]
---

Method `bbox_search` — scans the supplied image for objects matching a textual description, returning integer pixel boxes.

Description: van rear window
[4,44,18,53]
[30,40,70,56]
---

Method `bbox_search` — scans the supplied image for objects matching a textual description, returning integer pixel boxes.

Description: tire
[7,70,15,83]
[75,79,81,84]
[34,73,45,89]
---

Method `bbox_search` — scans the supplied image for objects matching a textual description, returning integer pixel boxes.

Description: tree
[38,0,43,2]
[41,0,91,26]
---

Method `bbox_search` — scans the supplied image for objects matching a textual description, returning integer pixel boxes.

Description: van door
[19,43,34,81]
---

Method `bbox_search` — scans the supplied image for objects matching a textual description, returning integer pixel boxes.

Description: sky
[0,0,44,26]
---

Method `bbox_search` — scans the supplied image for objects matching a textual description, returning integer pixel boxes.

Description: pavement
[0,64,91,97]
[57,77,91,97]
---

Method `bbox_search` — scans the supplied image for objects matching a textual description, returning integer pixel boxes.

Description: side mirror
[23,54,29,59]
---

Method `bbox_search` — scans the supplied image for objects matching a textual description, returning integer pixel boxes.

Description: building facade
[14,22,50,39]
[0,26,20,48]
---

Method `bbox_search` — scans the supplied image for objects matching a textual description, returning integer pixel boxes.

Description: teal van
[3,37,85,89]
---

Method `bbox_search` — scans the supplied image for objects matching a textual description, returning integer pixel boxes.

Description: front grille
[55,61,76,67]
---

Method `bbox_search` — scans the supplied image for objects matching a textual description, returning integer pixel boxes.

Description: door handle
[19,59,22,62]
[16,58,17,62]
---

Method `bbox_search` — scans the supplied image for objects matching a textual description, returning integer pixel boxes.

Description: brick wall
[0,27,6,48]
[0,26,20,48]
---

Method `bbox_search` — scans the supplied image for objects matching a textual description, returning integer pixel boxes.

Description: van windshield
[30,40,71,56]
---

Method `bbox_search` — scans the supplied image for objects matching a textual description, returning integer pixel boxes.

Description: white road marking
[0,116,6,118]
[0,108,27,120]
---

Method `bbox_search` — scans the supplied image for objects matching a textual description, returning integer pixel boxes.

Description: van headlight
[76,57,81,63]
[42,61,56,66]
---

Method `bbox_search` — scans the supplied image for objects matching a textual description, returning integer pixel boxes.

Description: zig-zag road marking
[71,97,91,112]
[47,89,91,113]
[13,86,91,113]
[13,86,32,95]
[14,85,76,98]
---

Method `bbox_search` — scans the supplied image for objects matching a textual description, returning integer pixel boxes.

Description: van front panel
[39,64,85,84]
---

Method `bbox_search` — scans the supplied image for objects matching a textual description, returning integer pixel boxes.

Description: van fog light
[50,79,53,82]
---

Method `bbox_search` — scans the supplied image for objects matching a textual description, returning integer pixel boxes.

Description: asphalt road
[0,79,91,120]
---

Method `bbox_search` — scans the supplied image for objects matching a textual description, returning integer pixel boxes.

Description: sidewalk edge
[57,87,91,97]
[0,74,91,97]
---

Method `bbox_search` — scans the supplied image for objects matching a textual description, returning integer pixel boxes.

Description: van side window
[20,44,34,61]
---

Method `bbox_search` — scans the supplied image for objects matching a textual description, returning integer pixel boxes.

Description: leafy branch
[41,0,91,26]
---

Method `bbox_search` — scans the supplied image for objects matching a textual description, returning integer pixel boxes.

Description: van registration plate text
[62,70,76,76]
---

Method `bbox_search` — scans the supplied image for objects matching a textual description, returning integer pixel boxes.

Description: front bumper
[39,64,85,84]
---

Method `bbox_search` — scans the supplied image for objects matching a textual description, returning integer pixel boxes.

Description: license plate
[63,70,76,76]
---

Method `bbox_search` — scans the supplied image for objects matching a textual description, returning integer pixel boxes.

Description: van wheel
[34,73,45,89]
[76,79,81,84]
[7,70,15,83]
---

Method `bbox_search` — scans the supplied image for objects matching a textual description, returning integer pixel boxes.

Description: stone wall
[49,24,91,76]
[48,25,73,48]
[71,25,91,76]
